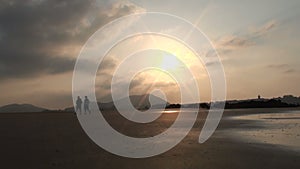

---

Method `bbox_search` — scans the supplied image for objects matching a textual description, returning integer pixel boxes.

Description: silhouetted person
[76,96,82,113]
[84,96,91,113]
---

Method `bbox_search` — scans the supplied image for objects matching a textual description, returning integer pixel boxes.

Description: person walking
[76,96,82,113]
[84,96,91,114]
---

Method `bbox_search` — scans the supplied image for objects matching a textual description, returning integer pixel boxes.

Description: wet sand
[0,108,299,169]
[225,110,300,151]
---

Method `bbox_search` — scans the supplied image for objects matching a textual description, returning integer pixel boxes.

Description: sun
[160,54,181,70]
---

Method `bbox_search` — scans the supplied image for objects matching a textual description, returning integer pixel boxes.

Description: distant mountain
[0,104,47,113]
[65,94,169,112]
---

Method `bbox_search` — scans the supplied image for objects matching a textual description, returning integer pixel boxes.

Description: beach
[0,108,299,169]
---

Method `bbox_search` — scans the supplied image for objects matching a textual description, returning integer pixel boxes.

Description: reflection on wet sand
[227,110,300,151]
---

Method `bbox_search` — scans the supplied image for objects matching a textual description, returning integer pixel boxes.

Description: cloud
[0,0,143,80]
[267,64,289,69]
[99,57,118,71]
[252,20,278,37]
[213,20,278,54]
[266,64,295,74]
[284,69,295,74]
[217,35,255,50]
[95,68,180,103]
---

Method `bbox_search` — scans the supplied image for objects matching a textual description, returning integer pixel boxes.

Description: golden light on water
[162,110,179,114]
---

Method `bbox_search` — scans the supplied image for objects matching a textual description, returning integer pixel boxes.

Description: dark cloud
[0,0,142,80]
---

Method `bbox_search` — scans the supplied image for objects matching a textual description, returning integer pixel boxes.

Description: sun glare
[161,54,181,70]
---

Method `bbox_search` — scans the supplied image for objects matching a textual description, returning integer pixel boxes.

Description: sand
[0,108,299,169]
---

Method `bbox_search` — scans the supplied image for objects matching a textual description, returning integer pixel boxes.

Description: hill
[0,104,47,113]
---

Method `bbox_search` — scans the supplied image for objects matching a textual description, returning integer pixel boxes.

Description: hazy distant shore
[0,108,299,169]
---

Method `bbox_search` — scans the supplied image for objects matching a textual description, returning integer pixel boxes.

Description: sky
[0,0,299,109]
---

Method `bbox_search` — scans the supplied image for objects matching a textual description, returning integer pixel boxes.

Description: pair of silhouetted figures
[76,96,90,114]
